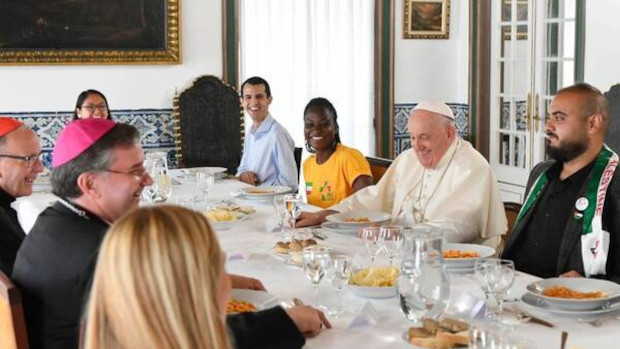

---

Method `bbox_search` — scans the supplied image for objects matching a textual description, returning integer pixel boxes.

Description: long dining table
[14,173,620,348]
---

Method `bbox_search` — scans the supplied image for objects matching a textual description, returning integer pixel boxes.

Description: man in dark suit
[0,118,44,276]
[503,83,620,283]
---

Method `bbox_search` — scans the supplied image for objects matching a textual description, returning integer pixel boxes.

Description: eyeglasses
[81,104,108,113]
[102,168,149,182]
[0,152,42,168]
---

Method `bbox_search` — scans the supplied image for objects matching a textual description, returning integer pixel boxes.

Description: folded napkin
[346,302,381,329]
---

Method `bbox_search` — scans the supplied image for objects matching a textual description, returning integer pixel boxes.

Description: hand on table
[296,210,337,227]
[239,171,259,186]
[285,305,332,337]
[229,274,266,291]
[559,270,583,278]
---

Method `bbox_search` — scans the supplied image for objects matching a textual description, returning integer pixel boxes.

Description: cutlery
[505,306,555,328]
[578,315,620,327]
[561,331,568,349]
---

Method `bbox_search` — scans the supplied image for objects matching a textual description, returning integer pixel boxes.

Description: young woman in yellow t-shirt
[303,97,373,208]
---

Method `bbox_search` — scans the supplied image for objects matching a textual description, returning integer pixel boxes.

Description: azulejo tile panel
[393,103,469,156]
[0,109,177,168]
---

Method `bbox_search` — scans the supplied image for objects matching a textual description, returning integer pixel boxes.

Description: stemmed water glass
[328,254,353,317]
[380,225,404,265]
[302,245,331,309]
[474,258,515,320]
[196,170,215,207]
[285,194,304,230]
[360,226,383,264]
[273,195,288,237]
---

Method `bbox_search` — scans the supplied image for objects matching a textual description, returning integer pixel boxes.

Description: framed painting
[0,0,180,65]
[403,0,450,39]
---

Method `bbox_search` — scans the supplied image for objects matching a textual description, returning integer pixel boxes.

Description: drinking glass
[142,152,172,203]
[175,197,195,210]
[196,170,215,206]
[285,194,304,230]
[328,254,353,317]
[273,195,288,237]
[302,245,331,309]
[474,258,515,320]
[360,226,383,264]
[398,229,450,325]
[469,319,509,349]
[380,225,404,265]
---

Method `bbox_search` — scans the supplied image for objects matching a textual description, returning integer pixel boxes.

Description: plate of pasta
[348,266,399,298]
[227,289,280,314]
[442,243,496,269]
[325,211,391,228]
[525,278,620,311]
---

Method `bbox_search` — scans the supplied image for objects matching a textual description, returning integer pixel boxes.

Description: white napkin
[264,217,281,233]
[346,302,381,329]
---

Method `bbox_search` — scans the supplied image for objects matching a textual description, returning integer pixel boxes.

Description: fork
[578,315,620,327]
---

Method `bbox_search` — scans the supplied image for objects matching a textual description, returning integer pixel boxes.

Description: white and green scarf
[514,145,618,277]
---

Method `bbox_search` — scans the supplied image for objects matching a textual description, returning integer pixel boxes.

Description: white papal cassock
[330,138,507,248]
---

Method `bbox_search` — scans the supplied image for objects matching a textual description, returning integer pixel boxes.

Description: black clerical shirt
[512,160,595,278]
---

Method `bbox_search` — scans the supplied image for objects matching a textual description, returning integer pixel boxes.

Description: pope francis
[297,101,507,248]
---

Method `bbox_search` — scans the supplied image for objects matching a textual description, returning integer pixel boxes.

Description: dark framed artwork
[0,0,180,65]
[403,0,450,39]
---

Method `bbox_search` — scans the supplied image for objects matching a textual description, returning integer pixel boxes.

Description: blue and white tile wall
[393,103,469,156]
[1,109,178,168]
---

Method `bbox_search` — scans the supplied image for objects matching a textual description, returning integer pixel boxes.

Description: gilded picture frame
[404,0,450,39]
[0,0,181,65]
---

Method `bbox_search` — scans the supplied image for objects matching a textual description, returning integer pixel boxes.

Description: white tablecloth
[13,176,620,348]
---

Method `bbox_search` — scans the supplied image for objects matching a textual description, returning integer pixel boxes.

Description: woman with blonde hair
[83,205,232,349]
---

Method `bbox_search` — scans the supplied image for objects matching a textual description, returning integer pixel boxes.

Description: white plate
[170,167,227,181]
[320,222,359,234]
[521,292,620,318]
[349,284,397,299]
[525,278,620,311]
[208,212,248,230]
[446,266,474,274]
[442,243,496,269]
[325,211,391,228]
[238,186,291,199]
[230,289,280,311]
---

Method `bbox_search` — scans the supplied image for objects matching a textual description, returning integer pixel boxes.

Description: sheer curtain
[240,0,375,156]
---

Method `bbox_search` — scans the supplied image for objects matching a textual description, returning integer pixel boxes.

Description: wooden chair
[365,156,392,184]
[503,201,522,247]
[0,271,29,349]
[173,75,244,174]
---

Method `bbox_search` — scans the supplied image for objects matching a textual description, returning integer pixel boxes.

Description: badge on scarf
[575,197,589,211]
[574,210,584,220]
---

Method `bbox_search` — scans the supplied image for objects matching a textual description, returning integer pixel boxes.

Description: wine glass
[398,229,450,325]
[360,226,382,264]
[302,245,331,309]
[380,225,404,265]
[474,258,515,320]
[273,195,288,237]
[196,170,215,206]
[142,152,171,203]
[285,194,304,230]
[328,254,353,317]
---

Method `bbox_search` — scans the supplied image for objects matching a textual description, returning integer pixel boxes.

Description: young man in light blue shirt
[237,77,298,189]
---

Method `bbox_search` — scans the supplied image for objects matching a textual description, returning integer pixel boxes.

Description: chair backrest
[605,84,620,153]
[173,75,244,174]
[365,156,393,184]
[502,201,522,247]
[0,271,29,349]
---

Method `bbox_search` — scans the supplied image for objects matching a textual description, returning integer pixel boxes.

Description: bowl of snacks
[348,265,400,298]
[204,209,248,230]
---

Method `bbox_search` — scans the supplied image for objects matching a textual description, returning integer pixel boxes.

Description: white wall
[0,0,222,112]
[394,0,469,104]
[584,0,620,92]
